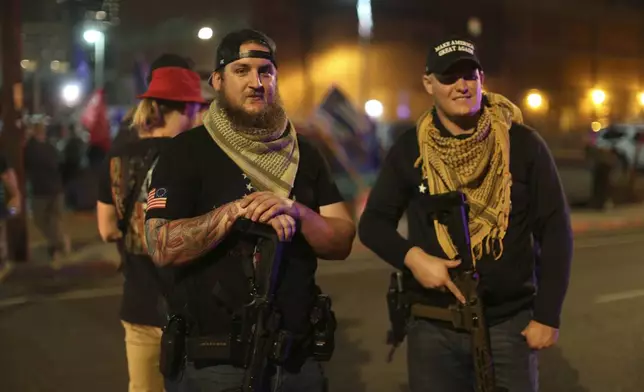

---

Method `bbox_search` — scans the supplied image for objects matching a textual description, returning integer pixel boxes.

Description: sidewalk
[570,204,644,234]
[0,212,122,300]
[3,203,644,284]
[0,211,120,292]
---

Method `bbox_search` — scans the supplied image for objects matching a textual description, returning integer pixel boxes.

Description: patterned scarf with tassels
[202,101,300,198]
[414,92,523,263]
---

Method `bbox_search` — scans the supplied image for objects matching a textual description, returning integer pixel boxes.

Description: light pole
[83,29,105,89]
[357,0,373,117]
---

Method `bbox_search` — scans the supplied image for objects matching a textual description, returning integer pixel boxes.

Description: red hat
[137,67,207,103]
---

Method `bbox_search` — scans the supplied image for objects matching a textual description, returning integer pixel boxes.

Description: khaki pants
[121,321,165,392]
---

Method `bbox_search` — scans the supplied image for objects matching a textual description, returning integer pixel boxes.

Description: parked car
[586,123,644,171]
[584,123,644,207]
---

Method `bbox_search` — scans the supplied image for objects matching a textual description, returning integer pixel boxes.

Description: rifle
[228,218,291,392]
[413,191,506,392]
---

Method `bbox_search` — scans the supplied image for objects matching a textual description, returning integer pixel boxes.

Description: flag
[81,89,111,151]
[318,87,370,140]
[316,86,381,172]
[147,188,167,210]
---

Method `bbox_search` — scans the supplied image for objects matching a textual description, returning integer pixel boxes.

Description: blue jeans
[166,358,326,392]
[407,310,539,392]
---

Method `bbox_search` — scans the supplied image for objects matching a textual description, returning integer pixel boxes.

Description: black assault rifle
[385,192,506,392]
[227,218,292,392]
[415,191,506,392]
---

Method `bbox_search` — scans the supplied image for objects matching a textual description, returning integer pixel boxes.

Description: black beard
[216,88,285,132]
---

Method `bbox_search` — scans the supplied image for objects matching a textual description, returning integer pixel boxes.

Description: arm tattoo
[145,202,242,267]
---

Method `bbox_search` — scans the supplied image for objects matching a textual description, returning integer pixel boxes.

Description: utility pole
[1,0,29,262]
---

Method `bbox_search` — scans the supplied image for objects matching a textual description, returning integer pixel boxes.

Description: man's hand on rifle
[240,192,300,222]
[266,214,297,242]
[521,320,559,350]
[237,194,298,242]
[404,247,466,304]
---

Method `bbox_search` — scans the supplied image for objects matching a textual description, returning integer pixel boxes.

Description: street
[1,228,643,391]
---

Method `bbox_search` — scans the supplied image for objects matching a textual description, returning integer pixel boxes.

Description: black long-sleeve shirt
[358,121,573,328]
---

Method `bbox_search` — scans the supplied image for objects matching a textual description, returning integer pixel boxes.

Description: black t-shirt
[145,126,343,337]
[359,119,573,328]
[98,137,174,327]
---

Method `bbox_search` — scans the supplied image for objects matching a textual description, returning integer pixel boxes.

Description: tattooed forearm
[145,201,244,267]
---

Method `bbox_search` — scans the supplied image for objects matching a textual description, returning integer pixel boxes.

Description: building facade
[13,0,642,136]
[251,0,644,136]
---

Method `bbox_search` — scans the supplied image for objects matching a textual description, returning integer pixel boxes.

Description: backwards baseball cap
[425,36,481,75]
[214,29,277,71]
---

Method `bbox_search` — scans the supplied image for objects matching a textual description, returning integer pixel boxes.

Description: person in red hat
[96,54,205,392]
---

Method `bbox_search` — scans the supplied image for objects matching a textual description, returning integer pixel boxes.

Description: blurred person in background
[359,36,573,391]
[61,124,86,209]
[96,54,205,392]
[0,150,21,278]
[24,122,71,263]
[61,124,85,186]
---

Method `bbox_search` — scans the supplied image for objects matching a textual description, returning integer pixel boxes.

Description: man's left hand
[521,320,559,350]
[240,191,298,223]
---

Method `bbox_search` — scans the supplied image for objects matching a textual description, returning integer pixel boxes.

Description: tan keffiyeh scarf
[203,101,300,198]
[414,92,523,262]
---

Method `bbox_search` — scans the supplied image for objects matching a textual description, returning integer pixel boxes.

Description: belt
[186,335,238,364]
[411,303,477,331]
[185,330,305,365]
[410,303,454,323]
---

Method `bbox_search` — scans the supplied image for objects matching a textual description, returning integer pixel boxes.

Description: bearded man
[144,29,355,392]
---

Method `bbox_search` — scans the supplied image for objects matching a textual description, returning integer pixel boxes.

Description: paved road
[1,229,643,391]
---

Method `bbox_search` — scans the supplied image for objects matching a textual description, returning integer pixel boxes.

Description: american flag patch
[147,188,167,210]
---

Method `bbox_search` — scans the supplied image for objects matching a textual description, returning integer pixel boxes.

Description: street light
[467,17,482,37]
[591,88,606,105]
[198,27,213,40]
[83,28,105,89]
[357,0,373,39]
[526,92,543,110]
[83,29,102,44]
[365,99,383,118]
[61,83,81,106]
[638,92,644,106]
